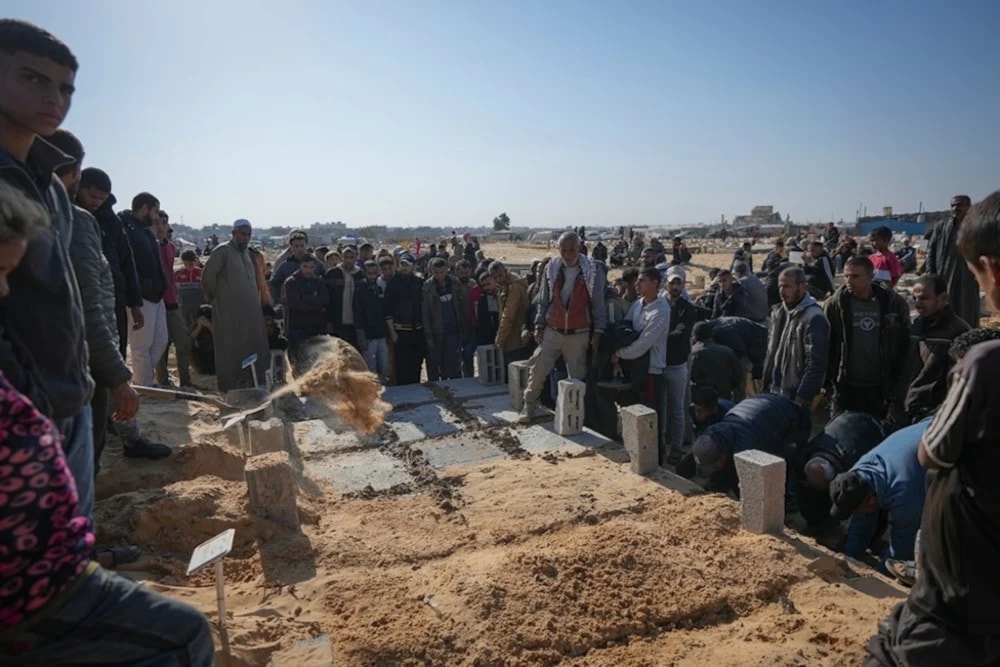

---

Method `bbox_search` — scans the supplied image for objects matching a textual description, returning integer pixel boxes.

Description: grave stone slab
[381,383,437,408]
[248,418,292,456]
[420,433,508,471]
[515,423,615,456]
[386,403,463,444]
[435,377,509,401]
[734,449,786,535]
[291,420,377,458]
[306,450,414,494]
[464,393,523,426]
[246,452,299,530]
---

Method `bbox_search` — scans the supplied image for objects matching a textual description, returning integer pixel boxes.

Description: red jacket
[175,265,202,288]
[545,271,592,332]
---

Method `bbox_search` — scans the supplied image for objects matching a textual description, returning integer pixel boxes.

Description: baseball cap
[399,253,415,265]
[692,435,726,478]
[828,471,872,521]
[665,266,686,283]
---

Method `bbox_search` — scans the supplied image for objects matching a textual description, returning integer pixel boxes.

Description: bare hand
[590,333,602,350]
[111,383,140,422]
[130,307,145,330]
[534,328,545,344]
[521,330,532,346]
[389,330,398,344]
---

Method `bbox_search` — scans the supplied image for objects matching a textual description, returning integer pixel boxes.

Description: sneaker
[123,438,172,459]
[96,544,142,569]
[517,403,537,425]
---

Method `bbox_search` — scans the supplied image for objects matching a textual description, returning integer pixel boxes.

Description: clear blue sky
[8,1,1000,229]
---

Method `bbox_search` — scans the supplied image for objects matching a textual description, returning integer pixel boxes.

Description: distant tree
[493,212,510,231]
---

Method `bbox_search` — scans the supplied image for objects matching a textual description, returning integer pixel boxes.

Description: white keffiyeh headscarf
[547,254,596,299]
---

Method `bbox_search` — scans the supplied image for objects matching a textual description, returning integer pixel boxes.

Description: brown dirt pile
[273,336,390,433]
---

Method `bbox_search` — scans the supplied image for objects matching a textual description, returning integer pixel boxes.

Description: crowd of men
[0,18,997,667]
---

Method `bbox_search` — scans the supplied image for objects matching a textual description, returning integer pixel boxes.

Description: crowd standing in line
[0,17,997,666]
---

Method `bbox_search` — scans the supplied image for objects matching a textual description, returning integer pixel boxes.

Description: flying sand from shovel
[134,337,391,434]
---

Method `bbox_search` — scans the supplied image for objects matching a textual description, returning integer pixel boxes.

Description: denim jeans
[57,406,94,527]
[663,363,689,455]
[362,337,390,381]
[461,340,477,378]
[426,332,462,381]
[0,565,214,666]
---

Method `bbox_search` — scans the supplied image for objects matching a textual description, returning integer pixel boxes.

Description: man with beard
[202,219,270,391]
[283,254,328,370]
[385,253,425,384]
[922,195,980,328]
[119,192,168,387]
[903,273,971,423]
[326,245,364,348]
[490,261,530,364]
[269,230,323,304]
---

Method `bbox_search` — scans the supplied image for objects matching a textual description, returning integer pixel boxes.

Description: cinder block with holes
[508,360,531,410]
[621,404,658,475]
[555,379,586,435]
[477,345,506,385]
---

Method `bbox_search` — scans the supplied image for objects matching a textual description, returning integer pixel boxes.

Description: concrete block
[248,417,292,456]
[621,404,658,475]
[508,360,531,411]
[733,449,786,535]
[246,451,299,530]
[476,345,506,385]
[555,379,585,435]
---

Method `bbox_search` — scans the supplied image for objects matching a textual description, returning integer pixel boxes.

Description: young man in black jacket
[664,266,697,463]
[384,254,425,385]
[76,168,144,360]
[325,245,364,349]
[283,254,328,370]
[354,260,391,382]
[119,192,168,387]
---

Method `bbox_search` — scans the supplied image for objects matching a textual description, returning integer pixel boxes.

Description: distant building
[855,209,949,238]
[733,204,784,229]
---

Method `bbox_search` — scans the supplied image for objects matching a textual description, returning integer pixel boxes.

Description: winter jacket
[762,293,830,403]
[284,272,329,334]
[68,206,131,390]
[175,266,205,325]
[120,210,166,303]
[535,257,608,334]
[711,282,749,319]
[904,306,971,419]
[385,273,424,331]
[706,316,769,378]
[690,340,744,400]
[738,273,769,322]
[325,264,364,327]
[801,410,894,475]
[804,251,836,297]
[269,254,325,304]
[354,279,389,341]
[422,275,471,343]
[702,394,811,495]
[845,417,931,565]
[159,239,178,307]
[0,138,94,421]
[93,196,142,309]
[823,283,911,402]
[665,297,697,366]
[496,277,529,352]
[924,217,982,329]
[476,294,499,345]
[617,297,671,374]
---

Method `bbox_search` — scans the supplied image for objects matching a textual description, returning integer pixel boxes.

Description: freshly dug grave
[95,389,900,666]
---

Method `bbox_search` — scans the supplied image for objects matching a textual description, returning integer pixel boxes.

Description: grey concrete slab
[419,433,508,471]
[464,393,522,426]
[515,423,617,455]
[435,377,509,401]
[386,403,463,444]
[291,420,380,458]
[382,383,437,408]
[306,450,414,494]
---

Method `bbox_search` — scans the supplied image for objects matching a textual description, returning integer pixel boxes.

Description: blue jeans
[362,337,390,381]
[663,363,689,454]
[427,332,462,381]
[57,406,94,527]
[0,565,214,666]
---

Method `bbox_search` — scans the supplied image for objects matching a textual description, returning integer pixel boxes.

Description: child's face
[183,260,195,270]
[0,51,76,136]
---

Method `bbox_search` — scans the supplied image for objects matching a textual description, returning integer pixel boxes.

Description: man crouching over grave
[677,394,811,502]
[519,231,607,423]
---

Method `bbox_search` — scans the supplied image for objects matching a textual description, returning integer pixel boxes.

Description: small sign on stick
[187,528,236,660]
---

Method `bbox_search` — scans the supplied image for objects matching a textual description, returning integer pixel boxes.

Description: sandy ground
[96,334,903,666]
